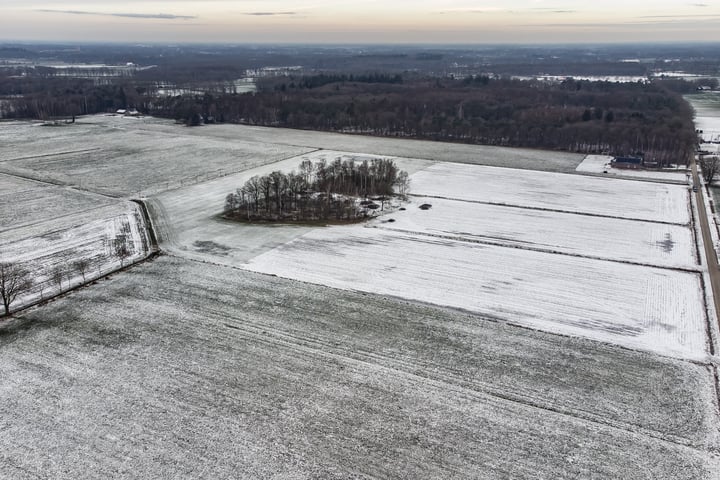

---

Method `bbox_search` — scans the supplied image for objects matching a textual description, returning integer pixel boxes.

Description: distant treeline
[0,71,701,165]
[153,76,698,166]
[287,73,403,90]
[224,157,409,222]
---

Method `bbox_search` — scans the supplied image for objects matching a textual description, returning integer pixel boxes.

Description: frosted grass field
[149,150,432,262]
[0,116,584,198]
[85,114,586,173]
[412,162,691,224]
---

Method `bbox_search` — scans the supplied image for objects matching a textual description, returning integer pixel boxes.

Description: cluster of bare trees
[225,158,409,222]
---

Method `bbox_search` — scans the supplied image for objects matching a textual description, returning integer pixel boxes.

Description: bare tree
[114,235,131,267]
[51,266,65,292]
[395,171,411,198]
[0,262,32,316]
[701,155,720,184]
[73,258,91,282]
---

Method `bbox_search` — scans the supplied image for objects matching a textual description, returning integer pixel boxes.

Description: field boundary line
[0,147,103,164]
[370,225,701,273]
[407,194,689,226]
[0,203,120,237]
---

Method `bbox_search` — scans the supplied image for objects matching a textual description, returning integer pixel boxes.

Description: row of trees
[224,158,409,222]
[0,234,133,316]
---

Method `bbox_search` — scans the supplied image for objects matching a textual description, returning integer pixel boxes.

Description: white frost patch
[576,155,689,182]
[373,198,697,269]
[245,227,708,360]
[411,163,690,224]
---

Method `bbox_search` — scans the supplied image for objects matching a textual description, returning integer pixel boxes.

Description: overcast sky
[1,1,719,44]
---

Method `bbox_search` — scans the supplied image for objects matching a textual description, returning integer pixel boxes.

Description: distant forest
[0,51,705,165]
[156,76,699,166]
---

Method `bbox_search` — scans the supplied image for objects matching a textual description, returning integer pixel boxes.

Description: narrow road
[691,156,720,340]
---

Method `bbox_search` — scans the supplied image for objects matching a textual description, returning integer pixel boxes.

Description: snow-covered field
[0,116,584,196]
[146,157,707,360]
[576,155,689,182]
[0,117,314,197]
[0,174,116,230]
[1,117,717,477]
[246,226,706,360]
[1,257,717,479]
[412,163,690,224]
[372,197,697,269]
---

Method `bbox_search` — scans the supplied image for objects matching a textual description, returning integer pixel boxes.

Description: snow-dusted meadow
[0,169,151,310]
[234,161,706,360]
[145,153,707,360]
[0,117,314,197]
[1,257,717,479]
[0,174,116,230]
[0,201,151,307]
[0,115,585,199]
[1,117,717,478]
[246,226,706,360]
[411,163,691,224]
[373,197,697,269]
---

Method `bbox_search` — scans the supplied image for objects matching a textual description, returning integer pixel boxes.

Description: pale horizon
[1,0,719,45]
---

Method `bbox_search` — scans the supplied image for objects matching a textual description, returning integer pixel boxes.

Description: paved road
[691,156,720,344]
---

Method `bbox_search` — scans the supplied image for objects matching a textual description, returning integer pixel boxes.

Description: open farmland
[149,150,431,263]
[0,173,116,230]
[0,257,718,479]
[149,157,705,360]
[84,114,587,173]
[373,197,697,269]
[0,117,315,197]
[1,116,718,478]
[246,226,707,360]
[412,163,690,224]
[0,115,584,198]
[0,201,151,306]
[0,168,152,310]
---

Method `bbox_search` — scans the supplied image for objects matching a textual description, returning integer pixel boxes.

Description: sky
[1,1,719,44]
